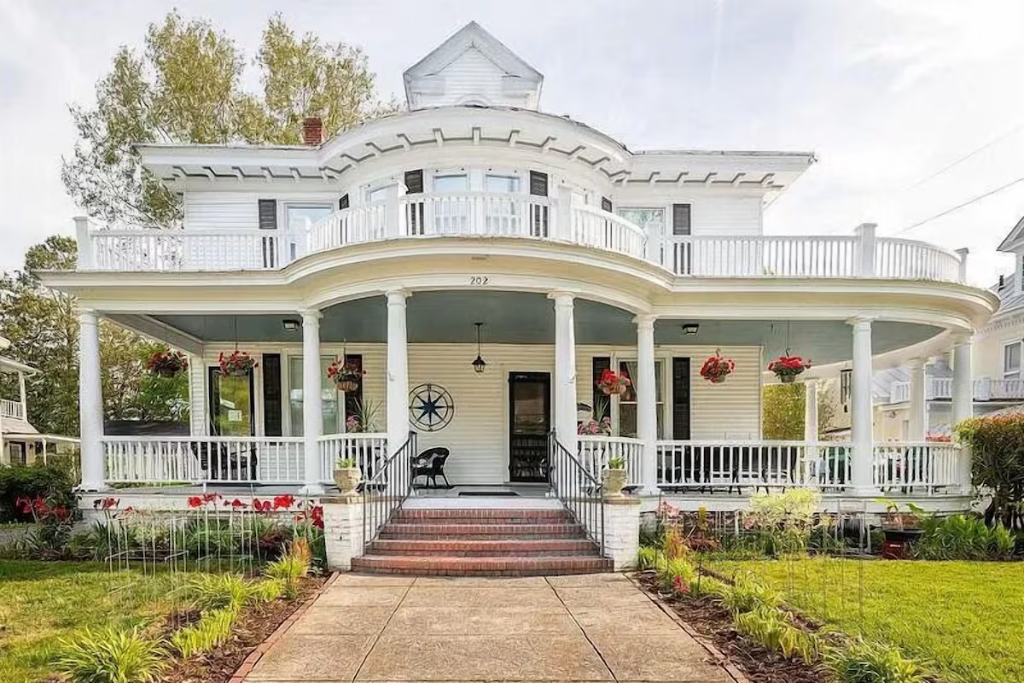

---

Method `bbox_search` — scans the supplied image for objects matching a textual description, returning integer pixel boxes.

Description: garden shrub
[55,626,167,683]
[171,606,238,659]
[915,514,1015,560]
[734,606,821,661]
[266,538,312,599]
[183,573,258,611]
[747,489,821,554]
[826,638,926,683]
[0,461,77,522]
[637,545,659,570]
[718,576,782,615]
[955,415,1024,530]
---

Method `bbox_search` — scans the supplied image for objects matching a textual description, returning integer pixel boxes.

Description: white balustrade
[92,230,286,271]
[0,398,24,421]
[102,436,304,484]
[872,442,962,494]
[888,377,1024,404]
[570,204,647,260]
[577,435,644,487]
[667,235,860,278]
[305,203,388,252]
[655,440,853,491]
[875,239,963,283]
[399,192,555,238]
[317,433,388,484]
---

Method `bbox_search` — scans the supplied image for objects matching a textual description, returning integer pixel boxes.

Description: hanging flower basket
[700,351,735,384]
[146,350,187,378]
[596,369,631,396]
[327,359,364,392]
[219,350,258,377]
[768,355,812,383]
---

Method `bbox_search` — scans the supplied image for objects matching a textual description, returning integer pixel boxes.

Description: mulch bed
[162,575,327,683]
[635,571,829,683]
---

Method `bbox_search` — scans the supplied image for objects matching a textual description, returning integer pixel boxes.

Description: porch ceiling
[147,290,943,364]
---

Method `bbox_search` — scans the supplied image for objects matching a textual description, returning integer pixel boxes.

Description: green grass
[709,557,1024,683]
[0,561,189,683]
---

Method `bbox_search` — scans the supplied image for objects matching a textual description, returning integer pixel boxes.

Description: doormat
[457,491,520,497]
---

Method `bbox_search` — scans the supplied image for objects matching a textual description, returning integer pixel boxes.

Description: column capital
[845,315,876,330]
[951,332,973,347]
[548,291,575,307]
[906,357,926,370]
[299,308,322,322]
[76,307,99,322]
[632,314,658,329]
[386,289,410,304]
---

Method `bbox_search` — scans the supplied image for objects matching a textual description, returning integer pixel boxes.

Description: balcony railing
[76,204,968,284]
[0,398,24,421]
[887,377,1024,404]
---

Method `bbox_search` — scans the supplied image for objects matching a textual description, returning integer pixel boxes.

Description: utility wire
[894,174,1024,235]
[907,122,1024,190]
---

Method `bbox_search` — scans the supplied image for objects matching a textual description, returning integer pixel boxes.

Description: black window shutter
[592,357,611,418]
[601,197,613,213]
[262,354,282,437]
[672,203,691,236]
[404,170,424,194]
[258,199,277,230]
[343,355,364,428]
[338,194,350,210]
[529,171,548,197]
[672,358,691,440]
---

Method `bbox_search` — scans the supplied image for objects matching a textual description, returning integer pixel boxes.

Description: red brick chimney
[302,117,324,146]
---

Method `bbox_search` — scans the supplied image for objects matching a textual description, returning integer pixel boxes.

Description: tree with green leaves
[62,10,395,229]
[0,238,189,434]
[762,382,837,440]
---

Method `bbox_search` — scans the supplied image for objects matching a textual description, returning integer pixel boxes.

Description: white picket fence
[577,435,644,487]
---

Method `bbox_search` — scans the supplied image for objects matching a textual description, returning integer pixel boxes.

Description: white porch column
[78,310,106,490]
[804,379,819,483]
[386,290,410,456]
[635,314,658,494]
[848,317,877,495]
[17,371,27,421]
[551,293,578,457]
[907,358,927,441]
[952,337,973,425]
[300,310,325,494]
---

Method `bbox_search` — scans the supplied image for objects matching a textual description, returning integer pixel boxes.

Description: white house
[40,23,997,573]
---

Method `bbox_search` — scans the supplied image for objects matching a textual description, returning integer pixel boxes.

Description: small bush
[637,546,659,570]
[827,639,927,683]
[915,514,1016,561]
[183,574,256,611]
[0,461,77,523]
[172,607,237,659]
[249,578,285,603]
[734,607,821,661]
[55,626,166,683]
[718,577,782,615]
[266,538,312,599]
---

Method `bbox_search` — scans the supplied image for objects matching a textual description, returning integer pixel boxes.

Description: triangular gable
[403,21,543,110]
[998,214,1024,252]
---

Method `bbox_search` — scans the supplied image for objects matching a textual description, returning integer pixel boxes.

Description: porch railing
[887,377,1024,404]
[0,398,24,421]
[362,432,417,547]
[872,442,963,494]
[316,433,387,484]
[577,435,644,488]
[549,434,605,555]
[102,436,304,484]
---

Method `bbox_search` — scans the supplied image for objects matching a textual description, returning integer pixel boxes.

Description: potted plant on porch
[596,369,631,396]
[768,354,812,383]
[218,350,257,377]
[146,349,188,378]
[602,455,628,499]
[878,499,926,559]
[334,457,361,496]
[700,350,735,384]
[327,359,364,393]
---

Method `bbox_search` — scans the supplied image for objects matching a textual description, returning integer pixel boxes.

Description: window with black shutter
[592,357,611,419]
[343,355,364,429]
[601,197,613,213]
[528,171,549,237]
[672,358,691,440]
[338,194,349,210]
[258,199,278,268]
[404,170,424,194]
[672,203,691,236]
[262,354,282,437]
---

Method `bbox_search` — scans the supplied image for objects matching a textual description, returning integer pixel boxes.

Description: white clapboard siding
[188,355,207,435]
[692,196,762,236]
[184,192,260,231]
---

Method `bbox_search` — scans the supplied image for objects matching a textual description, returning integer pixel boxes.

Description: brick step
[367,538,599,557]
[379,522,586,539]
[351,553,614,576]
[394,508,571,522]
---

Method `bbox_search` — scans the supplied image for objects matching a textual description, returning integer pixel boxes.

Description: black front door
[508,372,551,483]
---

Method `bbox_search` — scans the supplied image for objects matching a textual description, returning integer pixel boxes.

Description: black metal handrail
[362,431,417,547]
[548,433,605,556]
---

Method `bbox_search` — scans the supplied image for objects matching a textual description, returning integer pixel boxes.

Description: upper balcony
[888,377,1024,404]
[75,192,969,284]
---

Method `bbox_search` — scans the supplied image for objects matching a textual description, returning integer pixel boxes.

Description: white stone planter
[333,466,362,496]
[602,468,627,499]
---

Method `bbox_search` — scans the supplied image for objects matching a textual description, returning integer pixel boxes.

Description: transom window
[433,174,469,192]
[1004,342,1022,379]
[485,174,520,193]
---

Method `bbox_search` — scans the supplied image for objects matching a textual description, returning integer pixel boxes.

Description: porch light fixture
[282,318,301,332]
[472,322,487,374]
[681,323,700,336]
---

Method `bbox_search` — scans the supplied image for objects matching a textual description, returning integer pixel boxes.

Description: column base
[298,483,326,496]
[75,482,109,493]
[848,486,883,498]
[638,485,661,497]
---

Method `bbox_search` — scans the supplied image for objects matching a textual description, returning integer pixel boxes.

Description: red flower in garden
[100,497,119,510]
[310,505,324,530]
[202,493,220,504]
[187,496,203,509]
[252,499,273,513]
[673,575,690,594]
[273,494,296,510]
[230,498,247,509]
[293,514,304,523]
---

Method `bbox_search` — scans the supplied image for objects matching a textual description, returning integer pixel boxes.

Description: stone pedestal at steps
[322,495,364,571]
[603,495,641,571]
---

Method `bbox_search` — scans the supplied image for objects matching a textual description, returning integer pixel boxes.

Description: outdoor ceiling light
[282,318,301,332]
[681,323,700,336]
[472,322,487,374]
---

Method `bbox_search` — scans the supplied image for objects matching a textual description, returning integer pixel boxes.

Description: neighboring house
[42,20,996,567]
[0,337,78,465]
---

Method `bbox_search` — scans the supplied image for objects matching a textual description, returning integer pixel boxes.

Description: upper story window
[286,204,333,233]
[368,185,392,204]
[486,174,520,193]
[672,204,692,236]
[617,207,665,233]
[434,174,469,193]
[1004,342,1022,379]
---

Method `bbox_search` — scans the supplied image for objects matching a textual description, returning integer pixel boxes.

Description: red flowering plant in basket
[326,359,365,392]
[146,349,188,378]
[700,350,735,384]
[596,369,632,396]
[767,355,812,383]
[219,350,258,377]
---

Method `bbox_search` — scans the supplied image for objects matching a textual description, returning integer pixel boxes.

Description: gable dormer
[997,214,1024,295]
[403,21,543,111]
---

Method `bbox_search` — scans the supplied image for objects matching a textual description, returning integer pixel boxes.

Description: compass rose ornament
[409,383,455,432]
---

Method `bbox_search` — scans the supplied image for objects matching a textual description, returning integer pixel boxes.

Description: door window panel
[288,356,341,436]
[617,360,664,438]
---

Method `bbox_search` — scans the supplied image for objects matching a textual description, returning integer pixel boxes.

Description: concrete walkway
[242,573,734,682]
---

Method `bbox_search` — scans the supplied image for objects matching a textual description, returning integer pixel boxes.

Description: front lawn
[0,560,186,683]
[709,557,1024,683]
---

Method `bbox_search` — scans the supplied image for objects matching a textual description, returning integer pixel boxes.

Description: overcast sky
[1,0,1023,285]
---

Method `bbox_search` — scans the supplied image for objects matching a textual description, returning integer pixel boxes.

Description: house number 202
[469,276,490,286]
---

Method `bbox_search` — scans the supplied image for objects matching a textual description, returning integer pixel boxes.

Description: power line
[907,122,1024,190]
[895,175,1024,235]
